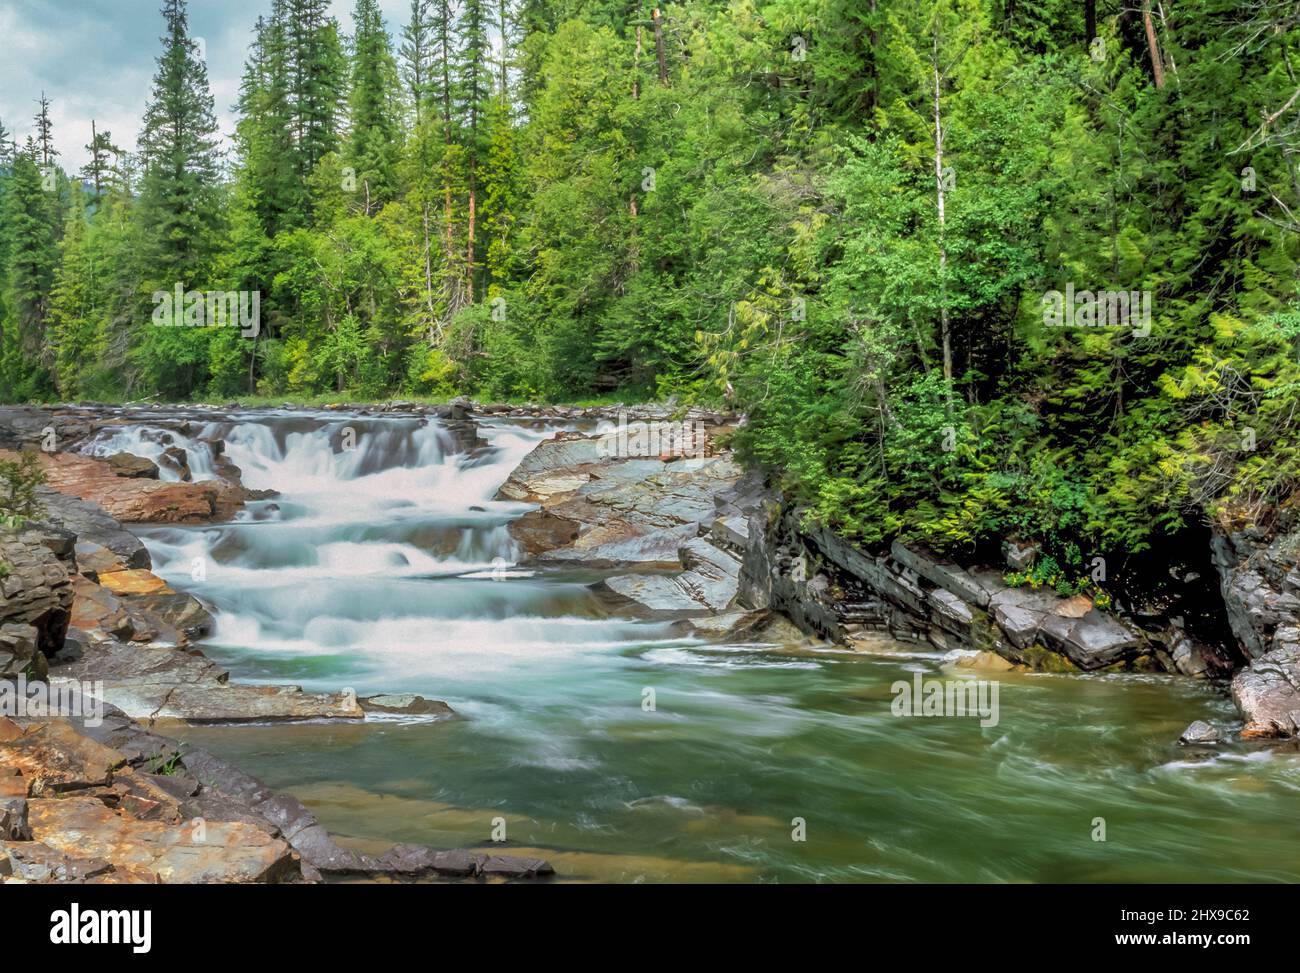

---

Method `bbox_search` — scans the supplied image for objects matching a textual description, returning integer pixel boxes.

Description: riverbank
[2,402,1298,883]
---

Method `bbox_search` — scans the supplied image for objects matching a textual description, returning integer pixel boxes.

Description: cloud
[0,0,414,173]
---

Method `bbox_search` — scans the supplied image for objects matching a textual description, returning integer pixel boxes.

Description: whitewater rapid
[93,412,691,690]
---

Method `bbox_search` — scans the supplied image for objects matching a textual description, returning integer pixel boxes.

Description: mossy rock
[1019,643,1079,673]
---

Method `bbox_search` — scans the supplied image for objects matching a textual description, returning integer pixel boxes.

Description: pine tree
[347,0,401,213]
[0,117,15,169]
[81,121,122,197]
[49,184,104,396]
[2,139,59,376]
[400,0,435,124]
[33,93,58,170]
[456,0,491,300]
[236,3,301,234]
[137,0,221,283]
[285,0,346,189]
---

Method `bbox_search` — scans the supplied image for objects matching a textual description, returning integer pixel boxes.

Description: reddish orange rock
[97,569,173,597]
[1,449,241,523]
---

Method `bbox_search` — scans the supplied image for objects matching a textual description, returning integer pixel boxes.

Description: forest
[2,0,1299,575]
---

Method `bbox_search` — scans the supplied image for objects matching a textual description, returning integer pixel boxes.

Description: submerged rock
[358,693,455,718]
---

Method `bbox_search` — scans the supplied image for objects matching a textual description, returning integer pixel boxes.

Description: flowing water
[95,412,1300,883]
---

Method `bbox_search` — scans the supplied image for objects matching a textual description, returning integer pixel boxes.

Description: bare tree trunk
[652,8,667,85]
[1142,0,1165,88]
[932,32,952,387]
[633,24,642,101]
[1085,0,1096,45]
[466,175,477,303]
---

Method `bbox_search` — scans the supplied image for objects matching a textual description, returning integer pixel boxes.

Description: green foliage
[0,450,46,527]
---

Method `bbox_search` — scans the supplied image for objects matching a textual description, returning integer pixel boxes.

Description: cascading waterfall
[128,412,689,692]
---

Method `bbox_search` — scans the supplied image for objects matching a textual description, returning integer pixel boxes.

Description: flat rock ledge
[0,711,553,884]
[495,426,797,641]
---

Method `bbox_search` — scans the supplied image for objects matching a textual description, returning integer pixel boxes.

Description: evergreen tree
[33,93,58,169]
[346,0,402,213]
[81,121,122,198]
[137,0,221,283]
[285,0,347,189]
[456,0,491,300]
[1,139,59,396]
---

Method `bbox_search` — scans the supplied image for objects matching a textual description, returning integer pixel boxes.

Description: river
[89,411,1300,882]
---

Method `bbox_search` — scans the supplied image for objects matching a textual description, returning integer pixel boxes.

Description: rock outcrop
[0,711,552,884]
[0,528,75,678]
[498,424,764,623]
[1211,526,1300,738]
[729,479,1218,676]
[4,449,242,524]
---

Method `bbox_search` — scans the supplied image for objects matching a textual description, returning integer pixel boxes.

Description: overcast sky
[0,0,415,172]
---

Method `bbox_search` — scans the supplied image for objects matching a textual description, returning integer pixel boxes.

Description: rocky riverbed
[2,400,1298,883]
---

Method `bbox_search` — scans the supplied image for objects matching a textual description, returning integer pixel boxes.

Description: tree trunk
[466,175,477,303]
[652,9,667,85]
[932,33,952,387]
[1085,0,1096,45]
[1142,0,1165,88]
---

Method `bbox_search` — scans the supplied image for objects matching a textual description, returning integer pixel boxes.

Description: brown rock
[0,449,238,523]
[105,452,159,479]
[98,569,173,597]
[0,719,125,792]
[26,797,299,883]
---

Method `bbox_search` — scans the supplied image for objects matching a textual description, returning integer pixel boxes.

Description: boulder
[0,623,42,680]
[0,530,74,673]
[158,446,192,481]
[1178,720,1221,745]
[0,719,125,791]
[1232,641,1300,738]
[97,682,364,725]
[105,452,159,479]
[38,489,151,569]
[497,429,742,569]
[97,568,172,597]
[890,540,991,609]
[1,841,121,883]
[2,449,240,524]
[1211,527,1300,661]
[1040,608,1146,670]
[0,796,31,840]
[602,538,742,614]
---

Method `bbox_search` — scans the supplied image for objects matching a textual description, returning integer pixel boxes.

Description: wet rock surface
[1212,526,1300,738]
[0,710,553,884]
